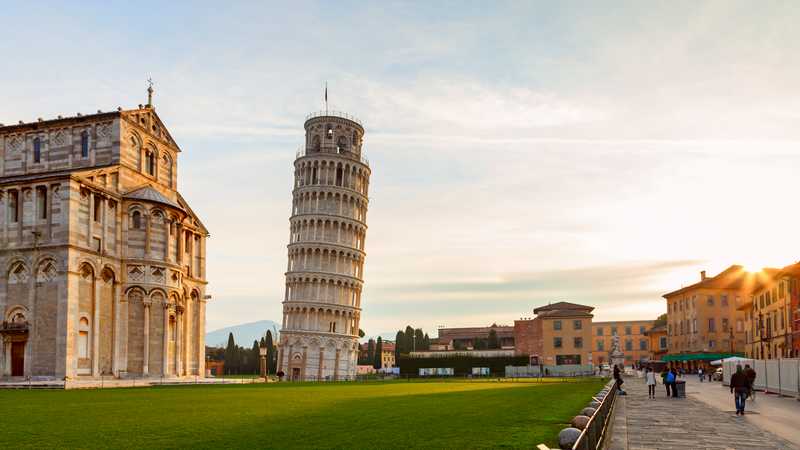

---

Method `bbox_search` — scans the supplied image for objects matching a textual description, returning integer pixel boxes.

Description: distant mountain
[205,320,280,348]
[363,332,398,343]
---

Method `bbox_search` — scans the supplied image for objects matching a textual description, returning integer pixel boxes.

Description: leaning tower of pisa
[278,110,371,381]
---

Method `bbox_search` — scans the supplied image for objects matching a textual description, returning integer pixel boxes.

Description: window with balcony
[708,318,715,332]
[625,326,631,335]
[721,295,728,306]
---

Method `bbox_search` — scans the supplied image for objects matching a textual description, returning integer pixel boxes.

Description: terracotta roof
[533,301,594,314]
[124,186,182,210]
[662,265,779,298]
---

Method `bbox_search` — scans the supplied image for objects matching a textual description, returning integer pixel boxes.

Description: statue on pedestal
[610,333,625,369]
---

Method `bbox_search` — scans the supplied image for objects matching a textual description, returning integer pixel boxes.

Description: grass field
[0,378,604,449]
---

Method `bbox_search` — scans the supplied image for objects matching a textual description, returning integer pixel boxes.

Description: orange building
[515,302,594,366]
[592,320,654,366]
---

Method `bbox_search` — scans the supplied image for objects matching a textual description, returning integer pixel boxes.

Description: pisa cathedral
[0,91,208,380]
[278,111,371,381]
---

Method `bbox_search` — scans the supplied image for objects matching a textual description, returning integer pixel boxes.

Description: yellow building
[739,264,799,359]
[592,320,654,366]
[663,266,758,369]
[515,302,594,367]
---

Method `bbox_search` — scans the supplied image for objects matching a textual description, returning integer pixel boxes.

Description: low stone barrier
[537,379,618,450]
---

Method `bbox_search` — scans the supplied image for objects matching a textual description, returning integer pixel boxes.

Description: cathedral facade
[278,111,371,381]
[0,93,208,380]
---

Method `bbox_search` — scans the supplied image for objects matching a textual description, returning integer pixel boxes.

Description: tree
[250,340,260,374]
[654,313,667,327]
[422,333,430,351]
[395,330,405,358]
[404,326,415,352]
[474,338,488,350]
[224,332,237,374]
[265,330,276,374]
[367,338,375,364]
[487,329,499,349]
[414,328,424,352]
[373,337,383,369]
[358,329,365,338]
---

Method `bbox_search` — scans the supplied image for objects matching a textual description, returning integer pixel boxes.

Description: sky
[2,1,800,336]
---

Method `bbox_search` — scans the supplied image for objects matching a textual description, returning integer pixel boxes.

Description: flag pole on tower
[324,82,328,115]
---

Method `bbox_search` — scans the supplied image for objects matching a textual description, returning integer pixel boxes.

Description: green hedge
[397,355,529,376]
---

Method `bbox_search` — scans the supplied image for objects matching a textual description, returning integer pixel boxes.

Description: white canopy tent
[710,356,750,366]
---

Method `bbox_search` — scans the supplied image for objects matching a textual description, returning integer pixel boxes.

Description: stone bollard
[589,400,601,409]
[571,415,591,430]
[580,407,596,417]
[558,427,581,449]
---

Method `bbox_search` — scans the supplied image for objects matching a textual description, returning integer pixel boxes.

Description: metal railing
[295,145,369,166]
[572,379,618,450]
[305,110,363,126]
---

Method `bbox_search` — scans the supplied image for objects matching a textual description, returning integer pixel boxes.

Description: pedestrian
[645,366,657,399]
[661,367,671,397]
[698,367,704,382]
[613,364,625,393]
[744,364,756,401]
[669,367,679,398]
[708,371,712,382]
[730,364,749,415]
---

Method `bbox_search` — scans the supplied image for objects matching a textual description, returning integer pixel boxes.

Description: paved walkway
[607,375,798,450]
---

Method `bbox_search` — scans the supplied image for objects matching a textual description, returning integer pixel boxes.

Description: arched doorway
[4,308,30,377]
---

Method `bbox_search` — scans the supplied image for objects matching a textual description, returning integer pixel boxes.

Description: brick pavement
[606,376,798,450]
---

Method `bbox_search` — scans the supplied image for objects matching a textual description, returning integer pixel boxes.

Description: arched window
[145,151,155,176]
[311,135,320,152]
[132,211,142,229]
[33,137,42,163]
[336,136,347,153]
[81,131,89,158]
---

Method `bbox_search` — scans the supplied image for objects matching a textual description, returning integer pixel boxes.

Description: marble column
[333,348,341,381]
[162,304,170,376]
[317,348,324,380]
[92,276,100,377]
[112,282,121,377]
[143,301,151,376]
[175,306,183,376]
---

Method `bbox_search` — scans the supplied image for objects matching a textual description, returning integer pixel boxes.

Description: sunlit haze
[3,1,800,335]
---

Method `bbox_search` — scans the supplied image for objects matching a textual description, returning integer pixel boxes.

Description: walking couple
[730,364,757,415]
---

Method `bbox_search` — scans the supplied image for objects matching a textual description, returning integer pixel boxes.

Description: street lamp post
[259,345,268,378]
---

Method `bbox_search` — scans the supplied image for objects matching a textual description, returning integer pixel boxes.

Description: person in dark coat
[613,365,624,391]
[730,365,749,415]
[744,364,756,400]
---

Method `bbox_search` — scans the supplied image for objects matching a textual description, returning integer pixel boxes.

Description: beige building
[278,111,370,381]
[0,90,209,380]
[515,302,594,366]
[592,320,654,365]
[663,266,758,368]
[740,264,800,359]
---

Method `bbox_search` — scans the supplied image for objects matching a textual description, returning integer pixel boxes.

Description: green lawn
[0,378,604,449]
